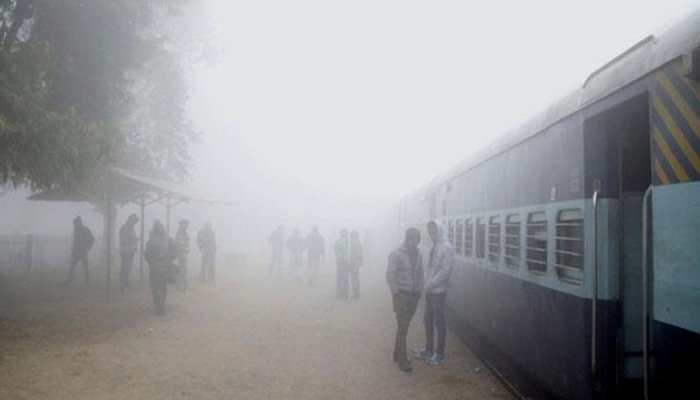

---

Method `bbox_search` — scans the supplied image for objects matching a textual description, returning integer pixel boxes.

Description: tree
[0,0,196,190]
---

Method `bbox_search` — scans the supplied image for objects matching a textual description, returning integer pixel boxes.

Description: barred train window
[504,214,521,270]
[448,220,455,246]
[488,216,501,265]
[555,209,584,285]
[526,211,548,274]
[455,219,464,255]
[464,218,473,257]
[476,217,486,259]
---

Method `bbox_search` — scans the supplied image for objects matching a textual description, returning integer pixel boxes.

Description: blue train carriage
[397,9,700,400]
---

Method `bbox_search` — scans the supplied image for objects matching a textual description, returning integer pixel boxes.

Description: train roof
[426,8,700,193]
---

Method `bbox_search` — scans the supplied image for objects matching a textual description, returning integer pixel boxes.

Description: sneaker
[413,348,433,360]
[427,353,446,365]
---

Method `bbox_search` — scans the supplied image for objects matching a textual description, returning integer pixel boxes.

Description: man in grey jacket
[386,227,424,372]
[416,220,454,366]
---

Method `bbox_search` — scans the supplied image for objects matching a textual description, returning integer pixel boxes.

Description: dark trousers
[65,253,89,286]
[424,293,447,356]
[336,263,350,299]
[119,251,135,291]
[393,291,420,363]
[200,252,216,282]
[349,265,360,298]
[269,250,282,274]
[149,265,168,316]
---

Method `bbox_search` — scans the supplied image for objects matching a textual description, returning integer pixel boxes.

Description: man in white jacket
[416,220,454,365]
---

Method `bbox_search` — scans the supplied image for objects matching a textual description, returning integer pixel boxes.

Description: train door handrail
[642,185,653,400]
[591,190,599,383]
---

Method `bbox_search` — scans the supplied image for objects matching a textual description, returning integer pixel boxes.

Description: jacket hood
[429,220,448,245]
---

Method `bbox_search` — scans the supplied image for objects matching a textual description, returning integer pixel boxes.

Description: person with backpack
[145,220,176,316]
[64,216,95,287]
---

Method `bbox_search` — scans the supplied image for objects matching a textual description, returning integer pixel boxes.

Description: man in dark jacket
[197,222,217,283]
[119,214,139,293]
[349,230,363,299]
[305,226,324,287]
[268,226,284,275]
[64,216,95,287]
[334,229,351,299]
[386,227,424,372]
[145,220,176,316]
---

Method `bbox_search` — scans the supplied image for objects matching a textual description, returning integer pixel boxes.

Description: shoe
[427,353,445,366]
[413,348,433,361]
[398,361,413,372]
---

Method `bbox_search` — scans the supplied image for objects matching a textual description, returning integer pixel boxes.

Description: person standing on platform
[386,227,424,372]
[286,228,304,279]
[305,226,325,287]
[334,229,351,300]
[268,226,284,275]
[175,219,191,290]
[416,220,454,366]
[197,222,217,283]
[349,230,364,299]
[64,216,95,287]
[144,220,176,316]
[119,214,139,293]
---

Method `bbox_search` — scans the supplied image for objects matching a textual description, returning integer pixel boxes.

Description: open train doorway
[584,92,651,399]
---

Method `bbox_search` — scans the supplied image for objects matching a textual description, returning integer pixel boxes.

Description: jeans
[349,265,360,298]
[393,291,420,364]
[336,263,350,299]
[65,253,89,286]
[424,293,447,356]
[149,264,168,315]
[120,251,136,291]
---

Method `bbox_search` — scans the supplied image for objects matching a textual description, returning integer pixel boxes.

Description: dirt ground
[0,261,514,400]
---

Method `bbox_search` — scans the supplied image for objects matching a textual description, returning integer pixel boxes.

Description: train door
[647,60,700,398]
[584,92,650,399]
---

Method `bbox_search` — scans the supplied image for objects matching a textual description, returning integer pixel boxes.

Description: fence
[0,234,71,274]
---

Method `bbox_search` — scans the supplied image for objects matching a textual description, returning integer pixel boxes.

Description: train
[397,9,700,400]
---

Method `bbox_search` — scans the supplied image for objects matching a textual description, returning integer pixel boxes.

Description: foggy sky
[188,0,698,202]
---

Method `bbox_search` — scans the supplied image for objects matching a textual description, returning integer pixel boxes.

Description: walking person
[386,227,424,372]
[334,229,351,300]
[286,228,304,279]
[175,219,191,290]
[144,220,176,316]
[64,216,95,287]
[197,222,217,283]
[415,220,454,366]
[349,230,363,299]
[305,226,325,286]
[268,226,284,275]
[118,214,139,293]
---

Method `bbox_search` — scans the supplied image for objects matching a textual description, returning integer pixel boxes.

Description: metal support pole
[139,197,145,283]
[166,197,171,236]
[106,198,113,299]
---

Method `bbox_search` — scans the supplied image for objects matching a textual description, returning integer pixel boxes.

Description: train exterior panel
[398,10,700,399]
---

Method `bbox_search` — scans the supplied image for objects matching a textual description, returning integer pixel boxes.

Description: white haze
[1,0,698,255]
[188,0,698,205]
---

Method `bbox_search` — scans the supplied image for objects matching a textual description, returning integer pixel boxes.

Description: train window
[488,216,501,265]
[476,217,486,259]
[526,211,548,274]
[464,218,473,257]
[504,214,521,270]
[448,220,455,246]
[555,209,584,285]
[455,219,464,255]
